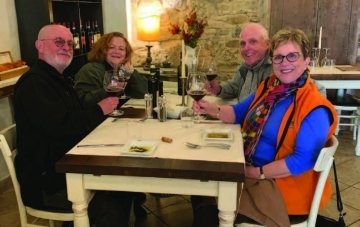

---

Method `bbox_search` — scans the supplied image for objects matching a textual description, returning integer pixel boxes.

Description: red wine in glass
[206,73,217,81]
[105,87,123,97]
[188,90,206,101]
[206,62,217,81]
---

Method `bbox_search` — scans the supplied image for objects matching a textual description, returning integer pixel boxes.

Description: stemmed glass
[186,71,207,122]
[321,48,331,67]
[103,67,131,117]
[205,61,218,82]
[311,47,320,67]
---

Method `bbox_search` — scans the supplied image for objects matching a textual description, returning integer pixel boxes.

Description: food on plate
[129,146,149,153]
[207,132,229,139]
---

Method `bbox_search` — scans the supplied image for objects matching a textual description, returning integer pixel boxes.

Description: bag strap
[333,159,346,217]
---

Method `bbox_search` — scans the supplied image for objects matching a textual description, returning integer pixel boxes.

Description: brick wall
[131,0,270,80]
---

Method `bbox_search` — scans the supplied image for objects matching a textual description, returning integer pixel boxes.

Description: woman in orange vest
[192,27,338,226]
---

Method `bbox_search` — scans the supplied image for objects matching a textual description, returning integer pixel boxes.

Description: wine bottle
[155,67,163,96]
[71,22,81,55]
[85,21,94,52]
[80,21,86,54]
[177,52,188,96]
[148,65,158,118]
[93,20,101,43]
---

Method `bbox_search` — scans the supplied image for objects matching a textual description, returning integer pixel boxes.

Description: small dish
[121,140,158,157]
[202,128,234,141]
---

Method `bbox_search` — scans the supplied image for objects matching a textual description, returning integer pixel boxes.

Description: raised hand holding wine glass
[186,71,207,122]
[103,66,130,117]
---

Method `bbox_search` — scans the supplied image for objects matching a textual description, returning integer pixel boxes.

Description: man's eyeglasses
[272,52,302,64]
[40,38,74,49]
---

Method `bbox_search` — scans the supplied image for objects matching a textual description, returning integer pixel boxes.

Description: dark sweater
[13,60,105,209]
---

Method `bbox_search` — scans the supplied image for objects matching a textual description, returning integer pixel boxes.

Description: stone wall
[131,0,270,80]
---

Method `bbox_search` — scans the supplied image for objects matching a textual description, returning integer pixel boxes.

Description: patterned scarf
[242,71,308,164]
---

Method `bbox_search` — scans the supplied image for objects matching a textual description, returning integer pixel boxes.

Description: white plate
[121,140,158,157]
[202,128,234,141]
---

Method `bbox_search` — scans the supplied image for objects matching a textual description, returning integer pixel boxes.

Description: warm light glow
[136,0,162,42]
[137,15,160,41]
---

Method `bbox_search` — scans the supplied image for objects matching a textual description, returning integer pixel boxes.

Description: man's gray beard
[53,55,72,70]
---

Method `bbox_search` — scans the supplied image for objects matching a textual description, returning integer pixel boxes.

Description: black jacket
[13,60,105,209]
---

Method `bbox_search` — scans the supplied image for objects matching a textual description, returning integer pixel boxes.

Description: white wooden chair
[235,135,339,227]
[0,124,74,227]
[328,93,360,156]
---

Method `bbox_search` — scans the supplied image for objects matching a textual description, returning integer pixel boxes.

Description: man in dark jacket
[14,24,132,226]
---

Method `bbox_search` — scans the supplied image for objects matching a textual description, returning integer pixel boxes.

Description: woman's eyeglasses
[272,52,302,64]
[40,37,74,49]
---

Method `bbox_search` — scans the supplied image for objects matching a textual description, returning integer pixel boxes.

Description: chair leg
[353,116,357,140]
[335,110,341,135]
[335,118,340,135]
[356,124,360,156]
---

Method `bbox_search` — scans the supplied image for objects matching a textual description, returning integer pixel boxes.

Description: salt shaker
[144,93,153,119]
[157,95,167,122]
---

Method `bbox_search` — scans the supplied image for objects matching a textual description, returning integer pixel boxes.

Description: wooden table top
[310,65,360,80]
[56,154,245,182]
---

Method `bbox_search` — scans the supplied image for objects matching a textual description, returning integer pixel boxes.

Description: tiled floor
[1,130,360,227]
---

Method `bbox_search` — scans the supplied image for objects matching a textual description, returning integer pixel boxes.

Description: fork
[186,142,231,150]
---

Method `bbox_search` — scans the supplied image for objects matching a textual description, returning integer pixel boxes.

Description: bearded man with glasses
[14,24,133,227]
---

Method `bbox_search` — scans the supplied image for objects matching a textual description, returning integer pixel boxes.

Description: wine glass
[321,48,331,68]
[103,68,130,117]
[311,47,320,67]
[186,71,207,122]
[205,61,218,82]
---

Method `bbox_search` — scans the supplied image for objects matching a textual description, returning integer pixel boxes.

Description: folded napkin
[154,105,187,119]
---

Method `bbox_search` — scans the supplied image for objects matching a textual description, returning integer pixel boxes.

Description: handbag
[316,159,346,227]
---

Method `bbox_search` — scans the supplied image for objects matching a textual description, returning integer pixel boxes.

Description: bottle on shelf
[80,21,87,54]
[93,20,101,43]
[85,20,94,52]
[177,52,188,96]
[71,22,81,55]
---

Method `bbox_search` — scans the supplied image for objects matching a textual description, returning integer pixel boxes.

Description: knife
[77,144,125,148]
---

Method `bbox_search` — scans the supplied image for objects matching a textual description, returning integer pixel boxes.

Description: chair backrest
[0,124,29,226]
[307,135,339,227]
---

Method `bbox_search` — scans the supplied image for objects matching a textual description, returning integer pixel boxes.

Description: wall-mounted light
[137,0,162,70]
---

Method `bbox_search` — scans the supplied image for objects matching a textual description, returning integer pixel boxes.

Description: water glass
[180,108,194,128]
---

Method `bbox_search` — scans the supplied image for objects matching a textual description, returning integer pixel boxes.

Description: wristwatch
[259,166,266,179]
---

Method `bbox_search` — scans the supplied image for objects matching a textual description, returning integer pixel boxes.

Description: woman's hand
[192,99,218,116]
[193,100,236,123]
[98,97,119,115]
[122,61,134,73]
[245,165,261,179]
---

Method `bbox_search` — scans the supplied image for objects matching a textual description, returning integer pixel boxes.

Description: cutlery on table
[77,144,124,148]
[185,142,231,150]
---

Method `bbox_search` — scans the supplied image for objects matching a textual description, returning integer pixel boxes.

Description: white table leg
[66,173,91,227]
[217,181,239,227]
